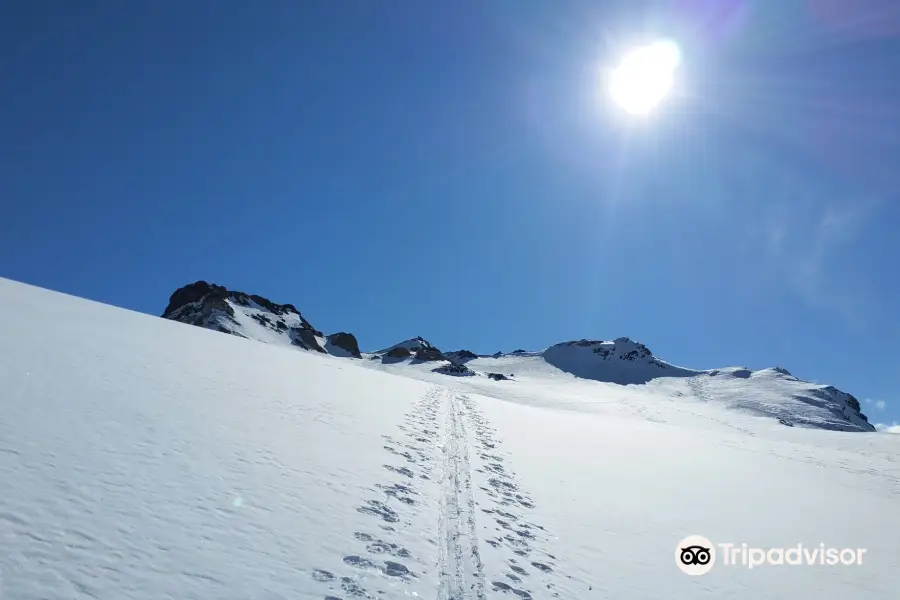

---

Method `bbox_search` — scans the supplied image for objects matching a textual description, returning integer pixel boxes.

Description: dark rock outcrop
[162,281,329,352]
[385,347,412,359]
[163,281,236,324]
[487,372,510,381]
[434,362,474,377]
[163,281,226,318]
[294,328,326,353]
[414,346,445,362]
[327,332,362,358]
[445,349,478,363]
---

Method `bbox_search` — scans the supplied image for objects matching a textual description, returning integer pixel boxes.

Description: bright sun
[608,40,681,116]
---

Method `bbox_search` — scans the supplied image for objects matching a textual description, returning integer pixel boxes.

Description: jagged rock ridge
[162,281,359,356]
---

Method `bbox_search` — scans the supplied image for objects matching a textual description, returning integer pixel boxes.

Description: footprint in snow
[357,500,399,523]
[383,465,414,478]
[340,577,369,598]
[503,534,528,548]
[382,561,412,578]
[490,478,518,492]
[376,482,417,495]
[516,529,535,539]
[312,569,335,582]
[354,533,412,558]
[343,556,414,579]
[480,485,498,498]
[492,581,532,599]
[343,555,378,570]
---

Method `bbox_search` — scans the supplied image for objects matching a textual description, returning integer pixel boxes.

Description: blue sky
[1,1,898,427]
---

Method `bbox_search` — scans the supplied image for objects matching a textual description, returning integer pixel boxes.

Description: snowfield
[1,277,898,599]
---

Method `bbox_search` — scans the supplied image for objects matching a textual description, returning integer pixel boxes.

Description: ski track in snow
[309,386,568,600]
[437,390,485,600]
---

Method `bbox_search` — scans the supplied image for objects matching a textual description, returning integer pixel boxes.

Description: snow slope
[1,277,898,599]
[363,341,874,433]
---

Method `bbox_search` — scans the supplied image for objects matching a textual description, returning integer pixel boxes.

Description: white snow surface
[1,277,898,599]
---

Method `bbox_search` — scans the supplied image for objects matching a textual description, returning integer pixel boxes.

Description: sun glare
[608,40,681,116]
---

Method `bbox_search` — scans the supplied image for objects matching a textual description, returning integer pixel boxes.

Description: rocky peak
[162,281,225,318]
[444,349,479,363]
[161,281,330,353]
[413,346,445,362]
[326,332,362,359]
[379,336,437,354]
[163,281,306,321]
[374,336,446,362]
[551,337,661,365]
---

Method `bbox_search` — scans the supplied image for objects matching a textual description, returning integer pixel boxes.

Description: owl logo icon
[676,535,716,575]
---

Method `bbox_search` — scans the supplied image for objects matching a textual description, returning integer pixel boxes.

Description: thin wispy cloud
[791,203,869,310]
[755,197,879,323]
[716,142,881,324]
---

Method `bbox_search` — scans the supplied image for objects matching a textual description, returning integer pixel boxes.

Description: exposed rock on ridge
[162,281,329,353]
[326,332,362,358]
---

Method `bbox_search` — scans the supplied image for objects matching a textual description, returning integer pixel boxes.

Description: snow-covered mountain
[541,337,696,382]
[363,338,874,433]
[162,280,361,358]
[161,281,873,433]
[1,276,897,599]
[374,336,447,361]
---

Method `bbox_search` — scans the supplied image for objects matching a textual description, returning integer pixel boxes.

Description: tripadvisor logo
[677,535,716,576]
[675,535,867,576]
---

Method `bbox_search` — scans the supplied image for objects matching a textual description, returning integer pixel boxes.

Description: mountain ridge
[160,280,873,431]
